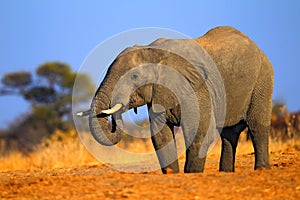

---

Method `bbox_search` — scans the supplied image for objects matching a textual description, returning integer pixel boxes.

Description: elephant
[77,26,274,173]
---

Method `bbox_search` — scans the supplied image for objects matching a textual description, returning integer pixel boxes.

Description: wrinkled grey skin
[88,26,273,173]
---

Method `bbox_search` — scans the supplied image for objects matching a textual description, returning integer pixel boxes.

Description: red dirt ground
[1,145,300,200]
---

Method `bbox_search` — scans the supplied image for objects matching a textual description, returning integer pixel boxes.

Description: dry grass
[0,130,299,172]
[0,130,97,172]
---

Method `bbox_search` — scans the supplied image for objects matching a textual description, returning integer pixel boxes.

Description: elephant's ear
[151,61,208,113]
[152,83,178,113]
[144,39,214,112]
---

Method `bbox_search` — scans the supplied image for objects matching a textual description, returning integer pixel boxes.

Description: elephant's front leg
[149,109,179,174]
[183,129,209,173]
[183,117,213,173]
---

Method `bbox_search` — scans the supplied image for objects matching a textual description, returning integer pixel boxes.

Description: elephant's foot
[253,155,270,170]
[161,161,180,174]
[255,165,271,170]
[184,157,206,173]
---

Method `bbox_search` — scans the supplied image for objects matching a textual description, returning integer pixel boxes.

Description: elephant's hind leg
[219,121,247,172]
[246,65,273,170]
[248,125,271,170]
[247,102,271,170]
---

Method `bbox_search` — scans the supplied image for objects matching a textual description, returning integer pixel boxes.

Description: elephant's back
[196,26,266,126]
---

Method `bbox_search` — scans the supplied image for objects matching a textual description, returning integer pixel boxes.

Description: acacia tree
[0,62,94,151]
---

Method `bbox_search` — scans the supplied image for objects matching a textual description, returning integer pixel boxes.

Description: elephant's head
[77,39,213,146]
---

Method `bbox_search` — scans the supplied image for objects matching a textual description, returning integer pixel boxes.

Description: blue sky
[0,1,299,128]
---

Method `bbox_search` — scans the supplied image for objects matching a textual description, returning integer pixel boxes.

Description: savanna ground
[0,130,300,200]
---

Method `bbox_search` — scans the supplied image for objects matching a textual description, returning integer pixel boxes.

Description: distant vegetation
[0,62,94,153]
[271,101,300,142]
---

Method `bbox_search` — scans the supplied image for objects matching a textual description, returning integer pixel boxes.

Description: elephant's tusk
[101,103,123,115]
[76,104,123,117]
[76,109,92,117]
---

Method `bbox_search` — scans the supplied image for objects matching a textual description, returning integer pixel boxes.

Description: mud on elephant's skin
[77,26,274,174]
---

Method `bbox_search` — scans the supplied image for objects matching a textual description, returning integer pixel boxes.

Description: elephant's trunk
[89,89,122,146]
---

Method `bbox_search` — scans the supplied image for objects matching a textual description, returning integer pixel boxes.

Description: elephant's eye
[131,73,139,80]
